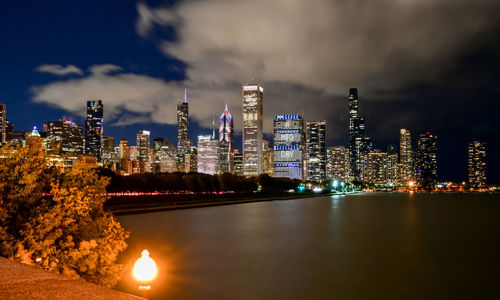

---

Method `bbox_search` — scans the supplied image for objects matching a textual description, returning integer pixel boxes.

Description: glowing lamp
[133,250,158,290]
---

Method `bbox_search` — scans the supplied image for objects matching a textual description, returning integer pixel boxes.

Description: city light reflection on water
[116,193,500,299]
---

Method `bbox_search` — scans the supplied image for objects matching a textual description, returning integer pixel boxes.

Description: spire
[212,113,215,139]
[184,88,187,103]
[225,103,228,111]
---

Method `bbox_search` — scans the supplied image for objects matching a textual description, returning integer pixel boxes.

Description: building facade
[415,132,438,190]
[467,141,486,188]
[85,100,103,160]
[233,149,243,176]
[273,114,304,180]
[305,121,327,182]
[102,136,115,166]
[399,129,413,183]
[326,146,350,183]
[262,140,274,176]
[136,130,151,172]
[362,150,389,185]
[197,135,219,175]
[348,88,371,180]
[218,104,234,173]
[177,89,190,169]
[242,84,264,177]
[45,120,85,155]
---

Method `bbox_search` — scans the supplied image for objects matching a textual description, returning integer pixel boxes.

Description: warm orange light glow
[133,250,158,283]
[408,181,415,187]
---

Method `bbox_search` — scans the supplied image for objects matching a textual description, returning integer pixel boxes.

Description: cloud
[128,0,500,138]
[36,64,84,76]
[31,64,184,126]
[32,0,500,140]
[141,0,499,96]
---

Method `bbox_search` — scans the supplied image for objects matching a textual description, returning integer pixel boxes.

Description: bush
[0,145,128,288]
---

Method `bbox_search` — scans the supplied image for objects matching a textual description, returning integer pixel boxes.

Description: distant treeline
[97,168,301,194]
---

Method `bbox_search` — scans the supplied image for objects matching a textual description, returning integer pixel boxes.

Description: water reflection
[117,193,500,299]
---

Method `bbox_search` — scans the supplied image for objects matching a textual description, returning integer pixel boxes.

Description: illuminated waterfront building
[415,132,438,189]
[242,84,264,177]
[45,120,84,155]
[119,138,129,160]
[218,104,234,172]
[273,114,304,180]
[468,141,486,188]
[118,138,130,172]
[400,129,413,183]
[326,146,350,182]
[129,146,137,161]
[85,100,103,160]
[362,150,389,185]
[233,149,243,176]
[348,88,372,180]
[102,136,115,166]
[136,130,151,172]
[306,121,327,182]
[0,103,6,144]
[185,146,197,173]
[177,89,190,169]
[197,135,219,175]
[154,137,177,173]
[262,140,274,176]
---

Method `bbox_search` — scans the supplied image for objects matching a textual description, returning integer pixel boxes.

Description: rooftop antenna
[184,88,187,103]
[212,113,215,139]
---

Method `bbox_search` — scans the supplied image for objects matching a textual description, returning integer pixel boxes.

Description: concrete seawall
[0,257,142,299]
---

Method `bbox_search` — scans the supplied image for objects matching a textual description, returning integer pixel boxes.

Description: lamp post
[133,250,158,298]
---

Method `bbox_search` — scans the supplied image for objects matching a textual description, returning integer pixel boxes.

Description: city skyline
[0,1,499,183]
[0,86,494,185]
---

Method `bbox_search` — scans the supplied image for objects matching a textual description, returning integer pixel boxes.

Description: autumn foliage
[0,145,128,287]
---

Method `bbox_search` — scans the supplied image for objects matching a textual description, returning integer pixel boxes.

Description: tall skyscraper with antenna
[177,89,190,168]
[218,104,234,172]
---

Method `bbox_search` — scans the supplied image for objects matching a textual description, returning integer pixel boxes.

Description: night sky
[1,0,499,183]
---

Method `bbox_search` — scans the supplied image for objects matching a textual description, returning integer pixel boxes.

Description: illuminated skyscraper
[306,121,327,182]
[185,146,197,173]
[415,132,437,190]
[118,138,130,172]
[197,135,219,175]
[102,136,115,166]
[0,103,6,144]
[399,129,413,183]
[468,141,486,188]
[218,104,234,172]
[273,114,304,180]
[137,130,151,172]
[45,120,85,155]
[262,140,274,176]
[119,138,130,160]
[348,88,370,180]
[327,146,350,182]
[177,89,190,164]
[233,149,243,176]
[242,84,263,177]
[362,150,390,185]
[154,137,177,173]
[85,100,103,160]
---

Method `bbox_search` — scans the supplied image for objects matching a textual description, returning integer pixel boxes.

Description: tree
[0,145,128,288]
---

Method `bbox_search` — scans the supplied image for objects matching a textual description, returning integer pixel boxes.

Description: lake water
[116,193,500,299]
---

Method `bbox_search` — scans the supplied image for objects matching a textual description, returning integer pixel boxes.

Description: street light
[133,250,158,292]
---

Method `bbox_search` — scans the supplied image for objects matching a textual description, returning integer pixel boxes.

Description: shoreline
[110,192,336,216]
